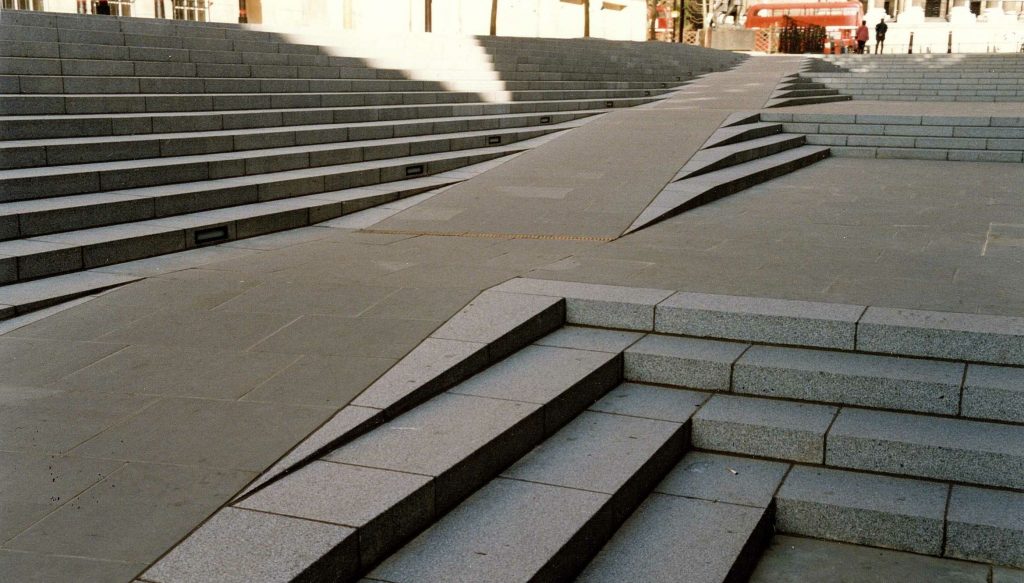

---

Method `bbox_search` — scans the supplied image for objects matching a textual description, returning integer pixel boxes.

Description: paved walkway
[374,57,805,238]
[2,55,1023,581]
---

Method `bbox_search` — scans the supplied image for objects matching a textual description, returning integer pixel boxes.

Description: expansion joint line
[361,228,616,242]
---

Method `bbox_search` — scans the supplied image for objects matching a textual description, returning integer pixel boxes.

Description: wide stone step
[0,109,597,170]
[691,392,1024,488]
[143,338,623,582]
[0,142,539,283]
[626,145,830,234]
[0,86,676,115]
[367,385,692,582]
[673,133,807,180]
[773,87,841,98]
[0,54,692,84]
[0,94,663,140]
[733,345,965,416]
[764,94,853,108]
[0,25,713,77]
[0,73,684,94]
[578,451,778,582]
[775,465,1024,568]
[703,121,784,148]
[0,120,572,200]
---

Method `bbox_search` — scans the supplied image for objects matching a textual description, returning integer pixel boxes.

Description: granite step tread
[366,385,691,583]
[0,87,676,115]
[0,94,663,140]
[0,119,576,198]
[0,110,599,170]
[626,145,830,234]
[775,464,1024,568]
[0,141,547,282]
[764,95,853,108]
[1,73,686,94]
[687,389,1024,490]
[0,125,563,204]
[144,342,623,582]
[577,451,779,583]
[703,121,784,148]
[672,133,808,180]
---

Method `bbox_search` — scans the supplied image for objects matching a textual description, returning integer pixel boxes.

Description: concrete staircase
[626,112,829,233]
[140,278,1024,582]
[799,53,1024,102]
[763,111,1024,162]
[0,9,744,318]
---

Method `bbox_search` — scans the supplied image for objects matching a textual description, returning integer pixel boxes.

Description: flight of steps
[765,72,852,108]
[141,278,1024,582]
[0,9,745,317]
[798,53,1024,102]
[763,110,1024,162]
[626,112,829,233]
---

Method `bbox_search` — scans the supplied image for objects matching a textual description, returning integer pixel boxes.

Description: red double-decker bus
[745,1,862,51]
[745,1,863,29]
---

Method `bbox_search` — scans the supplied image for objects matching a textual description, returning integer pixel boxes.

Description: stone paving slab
[500,410,684,496]
[429,289,565,360]
[533,325,643,353]
[369,478,610,583]
[236,404,379,499]
[447,344,620,432]
[655,451,789,508]
[349,337,488,413]
[324,392,543,512]
[237,461,433,569]
[141,507,359,583]
[751,535,991,583]
[577,493,770,583]
[587,382,707,424]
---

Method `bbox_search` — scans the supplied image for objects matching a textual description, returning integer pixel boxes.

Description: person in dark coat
[875,19,888,54]
[95,0,111,14]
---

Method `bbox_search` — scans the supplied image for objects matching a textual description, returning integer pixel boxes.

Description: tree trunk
[676,0,684,42]
[584,0,591,37]
[490,0,499,35]
[648,0,657,40]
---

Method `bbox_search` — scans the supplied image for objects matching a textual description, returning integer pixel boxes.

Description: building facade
[0,0,649,41]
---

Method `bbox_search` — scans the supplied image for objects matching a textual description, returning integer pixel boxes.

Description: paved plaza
[1,10,1024,583]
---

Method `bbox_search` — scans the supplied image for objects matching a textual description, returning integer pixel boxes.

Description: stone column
[979,0,1007,20]
[865,0,889,26]
[899,0,925,22]
[948,0,976,21]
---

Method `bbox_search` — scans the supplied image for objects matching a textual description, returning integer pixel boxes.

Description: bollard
[947,30,952,53]
[908,31,914,54]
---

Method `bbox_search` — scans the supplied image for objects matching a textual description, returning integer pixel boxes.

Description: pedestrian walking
[875,19,888,53]
[855,20,869,54]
